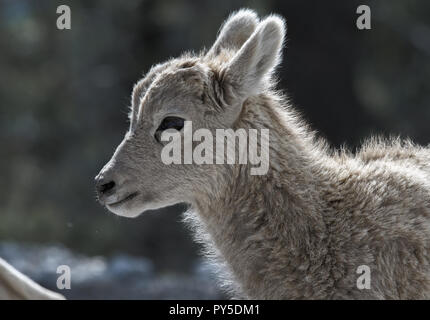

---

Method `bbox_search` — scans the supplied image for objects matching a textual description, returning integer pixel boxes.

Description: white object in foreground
[0,257,64,300]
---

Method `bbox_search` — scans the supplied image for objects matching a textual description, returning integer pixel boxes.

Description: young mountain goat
[95,9,430,299]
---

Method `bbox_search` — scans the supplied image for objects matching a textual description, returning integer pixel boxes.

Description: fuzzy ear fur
[206,9,259,58]
[222,15,286,104]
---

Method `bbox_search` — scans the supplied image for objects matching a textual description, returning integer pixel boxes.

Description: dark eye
[157,116,185,131]
[155,116,185,142]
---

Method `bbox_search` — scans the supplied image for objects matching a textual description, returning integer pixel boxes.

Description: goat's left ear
[206,9,259,58]
[222,15,286,104]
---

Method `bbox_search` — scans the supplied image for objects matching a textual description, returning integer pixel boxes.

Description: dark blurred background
[0,0,429,299]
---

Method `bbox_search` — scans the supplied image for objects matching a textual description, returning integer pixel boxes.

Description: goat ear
[222,15,286,104]
[206,9,259,58]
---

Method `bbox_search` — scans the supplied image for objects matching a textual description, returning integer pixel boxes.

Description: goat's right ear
[206,9,259,58]
[221,15,286,105]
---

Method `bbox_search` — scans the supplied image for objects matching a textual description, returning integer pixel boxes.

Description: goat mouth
[107,192,139,207]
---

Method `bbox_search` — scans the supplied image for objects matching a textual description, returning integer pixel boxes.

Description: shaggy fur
[96,9,430,299]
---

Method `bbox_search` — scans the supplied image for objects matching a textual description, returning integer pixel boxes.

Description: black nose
[99,181,115,194]
[95,176,116,197]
